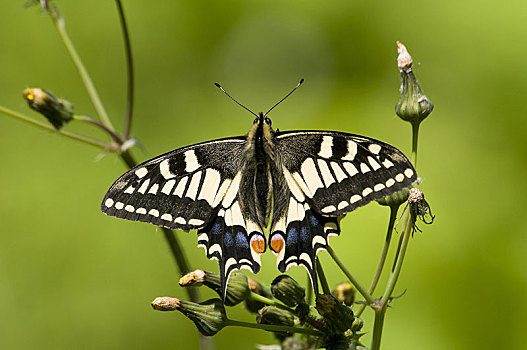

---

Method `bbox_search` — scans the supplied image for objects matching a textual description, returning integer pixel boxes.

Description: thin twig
[356,205,398,318]
[326,246,375,306]
[316,258,330,295]
[114,0,135,140]
[47,4,115,131]
[226,319,324,337]
[0,105,107,149]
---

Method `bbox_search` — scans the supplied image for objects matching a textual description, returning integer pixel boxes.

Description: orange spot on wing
[250,235,266,254]
[269,235,285,253]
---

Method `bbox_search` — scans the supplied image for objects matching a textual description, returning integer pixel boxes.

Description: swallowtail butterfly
[101,81,417,297]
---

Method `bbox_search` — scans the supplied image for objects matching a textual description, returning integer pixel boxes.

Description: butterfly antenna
[214,83,258,118]
[265,78,304,116]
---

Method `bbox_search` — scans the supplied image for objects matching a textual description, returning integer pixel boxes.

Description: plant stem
[114,0,135,140]
[0,105,107,149]
[370,309,386,350]
[73,115,122,144]
[370,213,412,350]
[411,121,420,167]
[306,272,314,305]
[356,205,398,318]
[249,292,280,307]
[380,214,412,306]
[48,5,115,131]
[225,319,324,337]
[326,246,375,306]
[316,258,330,294]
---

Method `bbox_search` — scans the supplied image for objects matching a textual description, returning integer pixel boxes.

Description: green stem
[370,309,386,350]
[411,121,420,167]
[380,213,412,306]
[326,246,375,306]
[0,105,107,149]
[356,205,398,318]
[73,115,122,144]
[114,0,135,140]
[316,257,330,294]
[249,292,281,307]
[48,5,115,131]
[306,272,314,305]
[370,213,412,350]
[225,319,324,337]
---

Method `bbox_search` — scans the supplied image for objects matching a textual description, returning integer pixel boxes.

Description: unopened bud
[257,306,295,340]
[23,88,73,129]
[152,297,227,336]
[316,294,354,334]
[395,42,433,126]
[351,317,364,333]
[245,278,273,313]
[331,283,355,307]
[179,269,250,306]
[408,188,434,233]
[271,275,305,307]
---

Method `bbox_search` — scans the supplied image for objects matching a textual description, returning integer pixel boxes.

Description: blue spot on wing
[300,227,309,242]
[211,223,222,236]
[309,215,319,227]
[224,231,233,247]
[235,231,249,248]
[286,227,298,247]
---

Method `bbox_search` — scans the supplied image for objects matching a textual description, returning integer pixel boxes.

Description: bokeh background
[1,1,526,349]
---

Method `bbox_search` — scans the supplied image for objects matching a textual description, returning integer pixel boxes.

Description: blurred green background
[1,1,526,349]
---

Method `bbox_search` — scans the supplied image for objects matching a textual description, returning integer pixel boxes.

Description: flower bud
[257,306,295,340]
[316,294,354,334]
[151,297,227,336]
[331,282,355,307]
[408,188,434,233]
[23,88,73,129]
[350,317,364,333]
[244,278,273,313]
[179,269,250,306]
[271,275,305,307]
[395,41,433,126]
[376,187,410,208]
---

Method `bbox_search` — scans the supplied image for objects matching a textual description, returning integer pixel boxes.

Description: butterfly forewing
[275,131,417,215]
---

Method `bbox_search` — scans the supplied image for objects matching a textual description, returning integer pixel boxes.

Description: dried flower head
[408,188,435,232]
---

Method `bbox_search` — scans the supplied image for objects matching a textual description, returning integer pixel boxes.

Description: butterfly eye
[253,118,258,124]
[264,117,272,126]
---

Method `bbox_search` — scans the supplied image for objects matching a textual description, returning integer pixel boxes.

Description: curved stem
[0,105,107,149]
[73,115,122,144]
[356,205,398,317]
[326,246,375,306]
[114,0,135,140]
[225,319,324,337]
[48,5,115,131]
[316,257,330,294]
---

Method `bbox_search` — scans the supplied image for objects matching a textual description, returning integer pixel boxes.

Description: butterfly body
[102,112,417,296]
